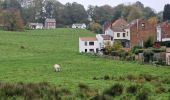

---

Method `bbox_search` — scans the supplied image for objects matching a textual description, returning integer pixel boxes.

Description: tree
[1,0,21,9]
[127,6,142,22]
[163,4,170,21]
[2,9,24,31]
[148,17,158,26]
[88,22,102,33]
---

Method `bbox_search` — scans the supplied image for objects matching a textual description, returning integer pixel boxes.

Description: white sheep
[54,64,61,72]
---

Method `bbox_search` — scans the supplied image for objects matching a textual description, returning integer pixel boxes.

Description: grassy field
[0,28,170,99]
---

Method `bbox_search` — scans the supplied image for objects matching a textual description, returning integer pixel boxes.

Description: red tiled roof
[80,37,97,41]
[112,18,128,28]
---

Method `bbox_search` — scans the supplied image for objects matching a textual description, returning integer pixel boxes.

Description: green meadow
[0,28,170,99]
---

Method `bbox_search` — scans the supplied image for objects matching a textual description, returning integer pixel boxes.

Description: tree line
[0,0,169,31]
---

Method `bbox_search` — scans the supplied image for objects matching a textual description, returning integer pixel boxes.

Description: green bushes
[104,83,124,97]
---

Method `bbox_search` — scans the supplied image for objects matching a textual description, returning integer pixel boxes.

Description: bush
[143,50,154,63]
[136,91,149,100]
[126,85,139,94]
[78,83,97,98]
[104,83,124,97]
[155,86,167,93]
[104,75,110,80]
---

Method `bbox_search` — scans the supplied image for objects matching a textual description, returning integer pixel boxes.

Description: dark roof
[111,27,125,32]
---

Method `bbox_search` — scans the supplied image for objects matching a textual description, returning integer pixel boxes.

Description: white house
[72,23,86,29]
[96,34,113,50]
[79,37,99,53]
[29,23,43,29]
[45,18,56,29]
[104,27,130,48]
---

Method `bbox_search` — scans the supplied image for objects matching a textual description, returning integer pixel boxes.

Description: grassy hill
[0,28,170,99]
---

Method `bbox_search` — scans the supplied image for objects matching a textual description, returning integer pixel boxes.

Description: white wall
[157,26,162,42]
[79,38,99,53]
[105,28,114,37]
[72,24,86,29]
[113,31,130,40]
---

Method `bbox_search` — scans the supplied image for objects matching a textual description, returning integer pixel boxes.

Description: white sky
[58,0,170,12]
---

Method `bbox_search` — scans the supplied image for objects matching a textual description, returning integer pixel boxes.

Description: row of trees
[0,0,170,31]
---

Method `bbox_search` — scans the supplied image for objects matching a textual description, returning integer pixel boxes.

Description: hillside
[0,28,170,99]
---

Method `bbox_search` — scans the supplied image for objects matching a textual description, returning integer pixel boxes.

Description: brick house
[45,18,56,29]
[128,18,156,47]
[157,21,170,42]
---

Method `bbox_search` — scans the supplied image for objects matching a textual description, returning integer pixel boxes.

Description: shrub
[104,75,110,80]
[104,83,124,97]
[126,85,139,94]
[126,74,137,81]
[155,86,166,94]
[136,91,149,100]
[162,78,170,84]
[93,77,98,80]
[78,83,97,98]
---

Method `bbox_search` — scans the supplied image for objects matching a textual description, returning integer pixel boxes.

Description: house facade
[129,19,156,47]
[45,19,56,29]
[104,18,130,48]
[72,23,86,29]
[79,37,99,53]
[29,23,43,29]
[156,21,170,42]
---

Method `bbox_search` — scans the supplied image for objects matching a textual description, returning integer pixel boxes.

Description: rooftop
[80,37,97,41]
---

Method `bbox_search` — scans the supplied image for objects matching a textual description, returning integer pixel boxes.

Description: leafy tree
[143,7,156,18]
[163,4,170,21]
[1,0,21,9]
[148,17,158,26]
[127,6,142,22]
[2,9,24,31]
[88,22,102,33]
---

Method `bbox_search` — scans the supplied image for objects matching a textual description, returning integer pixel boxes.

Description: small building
[45,18,56,29]
[96,34,113,50]
[166,48,170,65]
[79,37,99,53]
[72,23,86,29]
[29,23,43,29]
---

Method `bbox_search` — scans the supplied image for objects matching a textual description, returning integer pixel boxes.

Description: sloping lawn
[0,28,169,99]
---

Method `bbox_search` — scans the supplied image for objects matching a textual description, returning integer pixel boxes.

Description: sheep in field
[54,64,61,72]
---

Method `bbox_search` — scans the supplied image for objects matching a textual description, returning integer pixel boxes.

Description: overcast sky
[58,0,170,12]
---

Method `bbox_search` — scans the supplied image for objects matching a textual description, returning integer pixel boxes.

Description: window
[141,23,145,29]
[89,42,94,46]
[85,42,87,46]
[85,49,87,52]
[117,33,120,37]
[111,37,113,40]
[89,49,94,52]
[123,33,126,37]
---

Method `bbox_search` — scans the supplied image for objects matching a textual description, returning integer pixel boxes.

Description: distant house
[104,18,130,48]
[79,34,113,53]
[128,18,156,47]
[29,23,43,29]
[72,23,86,29]
[104,18,156,48]
[157,21,170,42]
[45,18,56,29]
[79,37,99,53]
